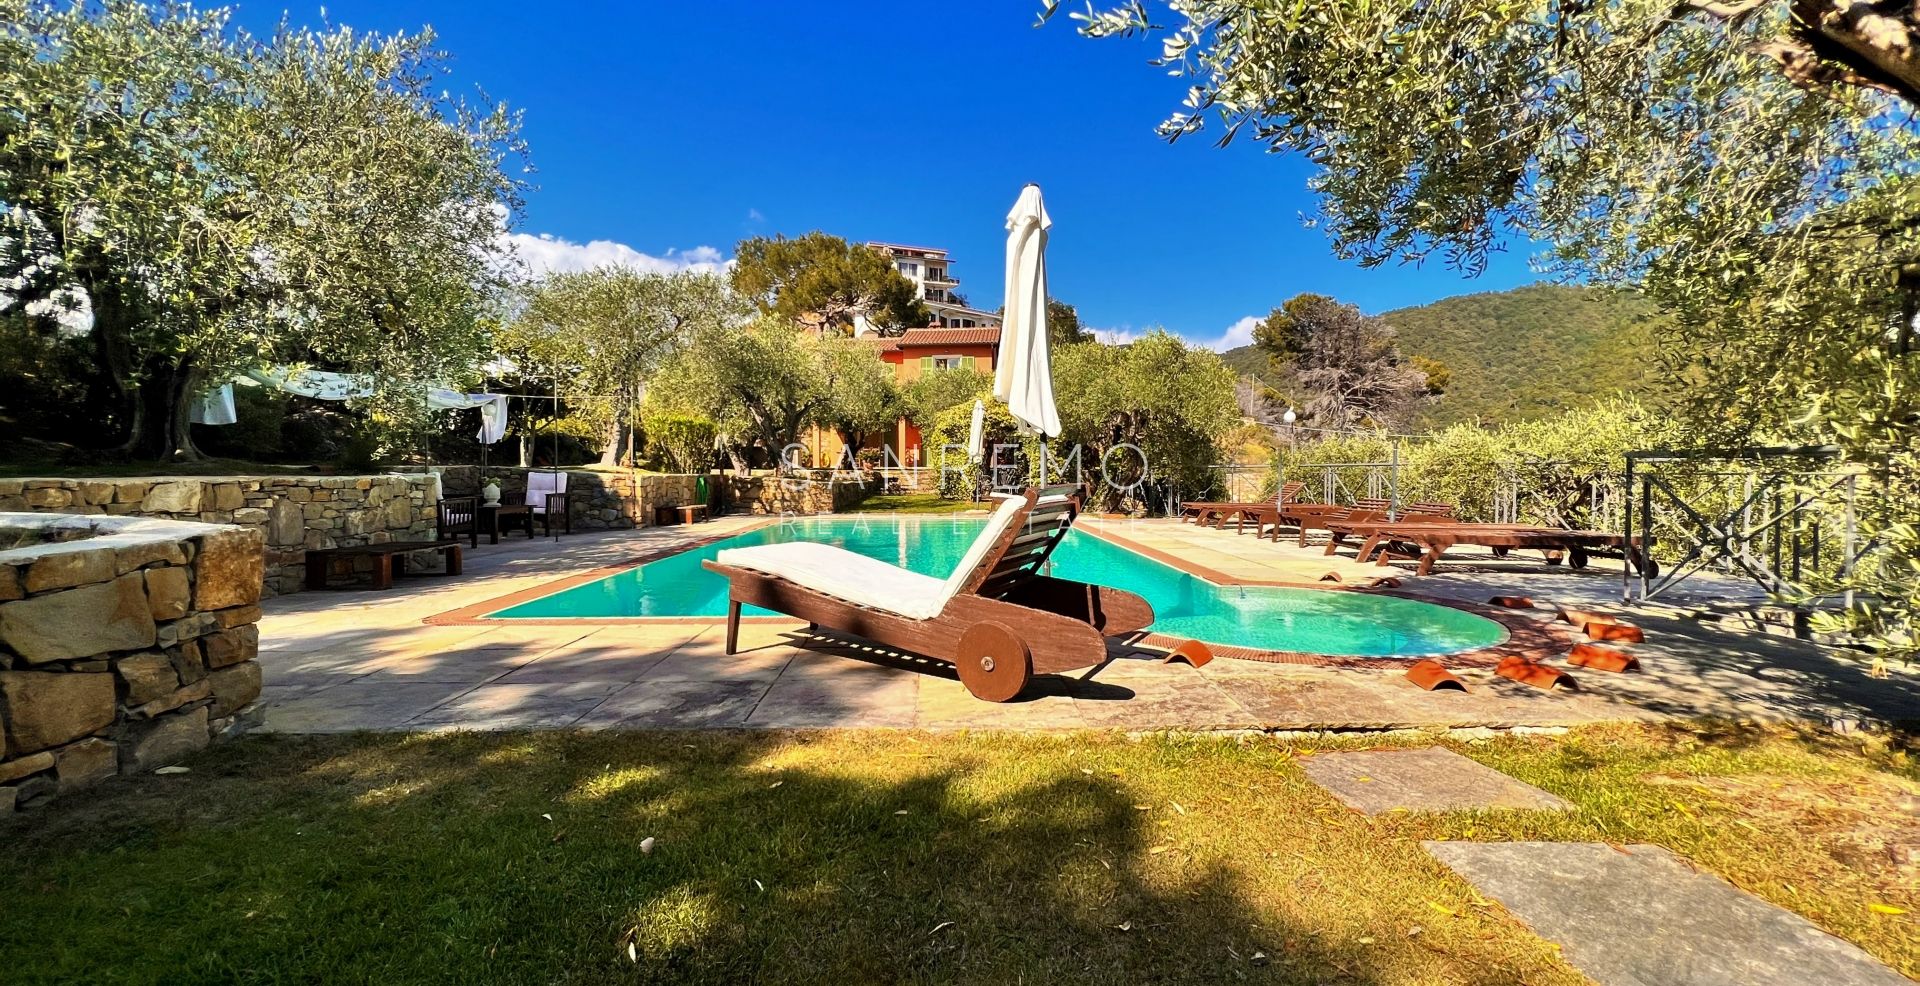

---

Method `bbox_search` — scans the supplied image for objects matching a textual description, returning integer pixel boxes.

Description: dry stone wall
[0,513,264,815]
[724,475,873,515]
[0,475,439,596]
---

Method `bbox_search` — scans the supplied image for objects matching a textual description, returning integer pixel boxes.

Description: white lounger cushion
[715,494,1039,621]
[712,542,953,619]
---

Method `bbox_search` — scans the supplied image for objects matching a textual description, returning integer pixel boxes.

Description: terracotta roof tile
[897,327,1001,347]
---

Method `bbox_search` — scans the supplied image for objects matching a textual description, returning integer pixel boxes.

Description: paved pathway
[1301,747,1569,813]
[251,516,1920,734]
[1426,841,1916,986]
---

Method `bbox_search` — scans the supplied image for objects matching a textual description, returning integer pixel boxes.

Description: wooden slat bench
[653,503,710,526]
[304,541,464,591]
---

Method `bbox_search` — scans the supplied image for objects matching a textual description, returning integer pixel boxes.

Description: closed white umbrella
[994,184,1060,440]
[966,398,986,462]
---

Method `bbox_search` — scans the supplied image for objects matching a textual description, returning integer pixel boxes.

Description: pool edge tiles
[424,515,1577,669]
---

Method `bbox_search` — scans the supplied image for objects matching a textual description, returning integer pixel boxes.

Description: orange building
[803,326,1001,469]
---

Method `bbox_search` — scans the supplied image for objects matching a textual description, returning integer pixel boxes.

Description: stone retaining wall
[0,513,264,815]
[0,475,438,596]
[724,475,873,515]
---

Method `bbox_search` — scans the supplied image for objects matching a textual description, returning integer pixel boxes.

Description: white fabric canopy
[994,184,1060,438]
[188,369,509,444]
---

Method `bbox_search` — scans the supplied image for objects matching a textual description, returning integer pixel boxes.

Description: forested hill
[1219,284,1664,428]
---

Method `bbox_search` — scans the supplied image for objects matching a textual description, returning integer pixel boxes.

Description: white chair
[526,470,572,540]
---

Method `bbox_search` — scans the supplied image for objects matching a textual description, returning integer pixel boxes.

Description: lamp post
[1282,407,1297,444]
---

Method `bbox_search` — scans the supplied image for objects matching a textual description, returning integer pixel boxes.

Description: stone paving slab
[1425,841,1913,986]
[261,679,479,733]
[407,680,627,730]
[1302,747,1569,814]
[575,677,770,729]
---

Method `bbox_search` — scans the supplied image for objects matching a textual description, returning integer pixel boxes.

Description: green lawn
[2,725,1914,985]
[847,492,987,514]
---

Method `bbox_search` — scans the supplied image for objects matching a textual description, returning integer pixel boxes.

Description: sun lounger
[701,486,1158,702]
[1321,502,1457,555]
[1261,497,1394,546]
[1179,481,1305,532]
[1353,522,1656,576]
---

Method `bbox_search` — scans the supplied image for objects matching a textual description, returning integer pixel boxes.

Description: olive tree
[1054,331,1241,512]
[645,319,896,473]
[504,269,745,466]
[1050,0,1920,658]
[0,1,524,459]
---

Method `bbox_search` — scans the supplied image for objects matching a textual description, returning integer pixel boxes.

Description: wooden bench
[652,503,710,526]
[304,541,463,591]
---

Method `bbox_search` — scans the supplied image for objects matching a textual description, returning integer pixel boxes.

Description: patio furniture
[653,503,711,526]
[1354,522,1658,577]
[477,502,534,543]
[437,495,481,548]
[1180,480,1306,532]
[1263,497,1394,546]
[526,471,573,540]
[304,541,463,591]
[701,485,1158,702]
[1321,501,1457,555]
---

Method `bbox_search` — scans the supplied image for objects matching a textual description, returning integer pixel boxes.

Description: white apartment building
[866,242,1003,330]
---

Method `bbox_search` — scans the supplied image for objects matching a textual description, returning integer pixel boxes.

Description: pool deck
[251,515,1920,735]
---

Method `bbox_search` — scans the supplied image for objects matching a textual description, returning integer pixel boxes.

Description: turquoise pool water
[490,516,1507,657]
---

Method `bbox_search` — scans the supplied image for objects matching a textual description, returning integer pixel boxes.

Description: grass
[2,724,1915,985]
[848,492,987,514]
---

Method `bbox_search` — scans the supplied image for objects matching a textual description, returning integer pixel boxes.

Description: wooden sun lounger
[702,486,1158,702]
[1353,522,1656,577]
[1320,502,1458,555]
[1260,497,1394,546]
[1179,481,1306,532]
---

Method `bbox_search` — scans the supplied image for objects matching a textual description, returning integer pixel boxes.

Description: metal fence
[1623,446,1869,604]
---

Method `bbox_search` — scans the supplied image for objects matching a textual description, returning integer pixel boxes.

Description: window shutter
[920,356,933,374]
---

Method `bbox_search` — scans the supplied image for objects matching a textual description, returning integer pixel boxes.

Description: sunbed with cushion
[701,486,1161,702]
[1179,481,1306,532]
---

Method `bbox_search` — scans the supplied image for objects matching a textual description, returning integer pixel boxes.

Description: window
[930,355,975,371]
[897,261,920,276]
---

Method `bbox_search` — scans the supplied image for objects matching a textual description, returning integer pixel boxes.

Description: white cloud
[502,232,728,278]
[746,208,765,222]
[1090,326,1147,345]
[1205,315,1260,352]
[1090,316,1258,352]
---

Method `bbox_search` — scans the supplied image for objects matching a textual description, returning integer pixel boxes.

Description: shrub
[642,411,717,474]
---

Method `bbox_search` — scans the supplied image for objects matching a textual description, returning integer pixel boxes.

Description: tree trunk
[120,355,203,462]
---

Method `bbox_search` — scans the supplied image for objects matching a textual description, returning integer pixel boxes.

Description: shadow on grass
[0,731,1543,986]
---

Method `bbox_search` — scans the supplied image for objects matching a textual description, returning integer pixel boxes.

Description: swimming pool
[486,516,1508,659]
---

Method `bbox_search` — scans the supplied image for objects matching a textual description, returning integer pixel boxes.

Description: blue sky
[233,1,1540,349]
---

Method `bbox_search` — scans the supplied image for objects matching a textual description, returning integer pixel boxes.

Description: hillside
[1220,284,1663,428]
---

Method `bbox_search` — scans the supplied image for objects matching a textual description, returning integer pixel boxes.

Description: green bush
[642,411,717,474]
[1271,398,1677,527]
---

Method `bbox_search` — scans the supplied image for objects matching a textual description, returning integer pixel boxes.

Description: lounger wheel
[954,621,1032,703]
[1568,546,1590,570]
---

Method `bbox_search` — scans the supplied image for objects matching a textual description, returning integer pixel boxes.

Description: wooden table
[477,503,533,543]
[305,541,463,591]
[653,503,711,526]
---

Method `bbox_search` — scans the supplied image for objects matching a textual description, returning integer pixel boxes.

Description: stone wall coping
[2,473,437,484]
[0,512,242,565]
